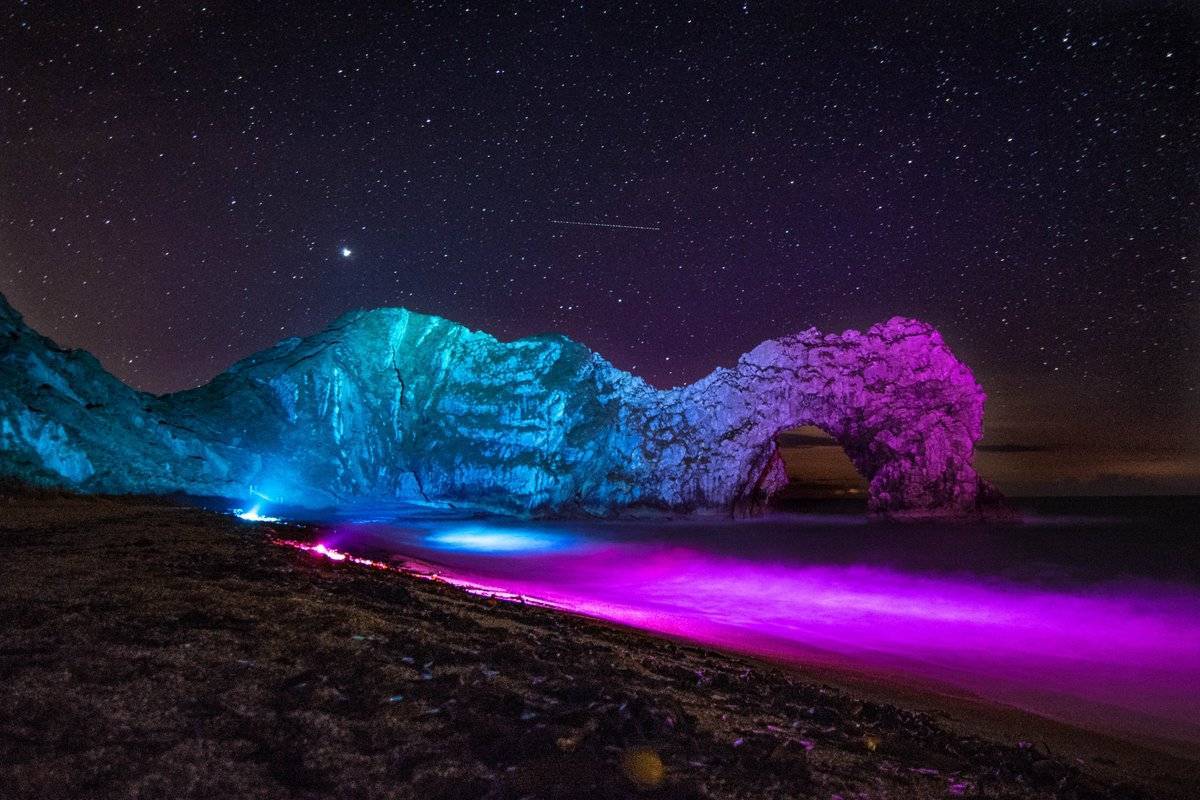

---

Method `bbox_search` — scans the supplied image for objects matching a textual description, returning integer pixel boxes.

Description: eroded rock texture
[0,292,1001,516]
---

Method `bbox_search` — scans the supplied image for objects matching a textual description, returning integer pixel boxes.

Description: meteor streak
[548,219,661,232]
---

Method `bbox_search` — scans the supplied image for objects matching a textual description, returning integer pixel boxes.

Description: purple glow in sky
[4,4,1197,495]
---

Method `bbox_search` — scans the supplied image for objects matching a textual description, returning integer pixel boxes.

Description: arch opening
[769,425,869,512]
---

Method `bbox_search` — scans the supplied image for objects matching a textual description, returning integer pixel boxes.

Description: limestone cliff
[0,293,1001,516]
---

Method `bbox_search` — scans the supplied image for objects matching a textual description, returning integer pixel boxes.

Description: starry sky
[2,2,1197,495]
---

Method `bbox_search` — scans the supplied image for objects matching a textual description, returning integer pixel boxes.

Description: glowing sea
[277,497,1200,751]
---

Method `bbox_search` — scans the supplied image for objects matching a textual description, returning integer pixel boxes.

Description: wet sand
[1,490,1196,799]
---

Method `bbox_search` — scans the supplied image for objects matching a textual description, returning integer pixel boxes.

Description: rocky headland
[1,293,1001,517]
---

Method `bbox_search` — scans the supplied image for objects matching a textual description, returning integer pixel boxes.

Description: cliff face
[0,293,1000,516]
[0,295,247,497]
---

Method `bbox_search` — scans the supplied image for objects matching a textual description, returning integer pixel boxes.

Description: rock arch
[644,317,1002,518]
[0,291,1003,518]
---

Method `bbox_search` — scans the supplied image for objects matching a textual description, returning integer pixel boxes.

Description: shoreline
[320,528,1200,777]
[2,491,1196,798]
[298,529,1200,760]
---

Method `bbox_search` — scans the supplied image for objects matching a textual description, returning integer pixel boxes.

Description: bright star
[340,246,352,257]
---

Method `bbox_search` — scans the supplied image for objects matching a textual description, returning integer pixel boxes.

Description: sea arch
[658,318,1001,518]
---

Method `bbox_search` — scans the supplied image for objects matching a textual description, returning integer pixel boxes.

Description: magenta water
[308,498,1200,749]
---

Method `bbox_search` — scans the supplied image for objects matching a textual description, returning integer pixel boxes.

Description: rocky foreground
[1,490,1190,800]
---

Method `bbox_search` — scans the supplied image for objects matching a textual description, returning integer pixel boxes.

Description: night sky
[2,3,1197,494]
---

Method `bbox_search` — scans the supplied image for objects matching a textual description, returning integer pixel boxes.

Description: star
[2,2,1193,495]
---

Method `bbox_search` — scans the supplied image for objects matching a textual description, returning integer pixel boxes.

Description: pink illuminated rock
[665,317,1004,517]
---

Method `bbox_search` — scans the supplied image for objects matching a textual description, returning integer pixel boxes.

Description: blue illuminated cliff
[0,293,1001,516]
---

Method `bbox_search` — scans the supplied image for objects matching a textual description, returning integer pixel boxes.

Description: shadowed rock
[0,292,1002,517]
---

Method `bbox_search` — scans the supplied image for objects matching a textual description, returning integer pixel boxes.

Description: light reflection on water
[302,499,1200,749]
[423,525,582,553]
